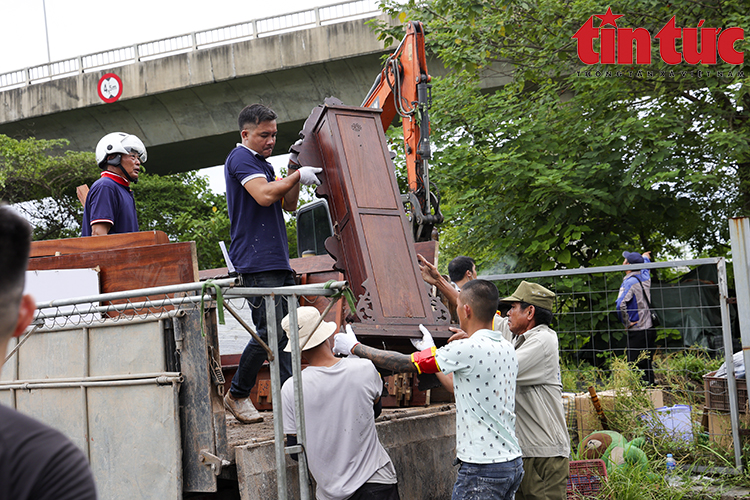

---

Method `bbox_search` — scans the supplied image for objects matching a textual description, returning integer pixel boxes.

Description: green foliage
[653,348,724,409]
[599,465,688,500]
[373,0,749,272]
[133,171,232,270]
[173,205,231,271]
[135,171,220,236]
[561,357,607,393]
[0,134,98,240]
[655,348,724,387]
[286,218,298,260]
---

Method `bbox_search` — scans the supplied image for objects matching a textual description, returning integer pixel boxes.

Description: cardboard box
[575,388,664,441]
[707,411,733,450]
[707,411,750,450]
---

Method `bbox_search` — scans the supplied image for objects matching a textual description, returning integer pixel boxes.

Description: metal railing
[222,283,348,500]
[5,277,350,500]
[0,0,380,91]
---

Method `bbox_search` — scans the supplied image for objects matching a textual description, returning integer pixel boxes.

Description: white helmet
[95,132,147,169]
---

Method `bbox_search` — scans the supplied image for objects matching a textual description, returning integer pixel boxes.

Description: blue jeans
[229,270,295,398]
[452,457,524,500]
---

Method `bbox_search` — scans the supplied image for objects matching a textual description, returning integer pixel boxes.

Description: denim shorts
[452,457,524,500]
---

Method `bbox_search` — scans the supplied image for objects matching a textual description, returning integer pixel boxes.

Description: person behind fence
[281,306,399,500]
[434,255,477,323]
[82,132,147,236]
[222,103,323,424]
[616,250,656,385]
[333,280,524,500]
[414,258,569,500]
[0,205,98,500]
[448,256,477,291]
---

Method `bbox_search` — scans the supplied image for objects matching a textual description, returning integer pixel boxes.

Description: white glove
[333,324,360,356]
[411,324,436,351]
[288,138,303,165]
[298,166,323,186]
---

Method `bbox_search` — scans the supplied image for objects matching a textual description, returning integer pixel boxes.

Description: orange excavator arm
[361,21,442,242]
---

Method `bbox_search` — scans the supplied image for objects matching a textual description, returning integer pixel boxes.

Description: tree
[0,135,97,240]
[373,0,748,273]
[135,171,232,269]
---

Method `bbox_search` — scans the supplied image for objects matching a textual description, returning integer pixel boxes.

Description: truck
[1,21,459,500]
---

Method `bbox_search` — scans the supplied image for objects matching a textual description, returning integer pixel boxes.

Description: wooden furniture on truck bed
[29,231,198,294]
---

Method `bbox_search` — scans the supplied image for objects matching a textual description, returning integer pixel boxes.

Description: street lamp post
[42,0,52,63]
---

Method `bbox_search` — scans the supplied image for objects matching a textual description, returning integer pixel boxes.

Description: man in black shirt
[0,205,98,500]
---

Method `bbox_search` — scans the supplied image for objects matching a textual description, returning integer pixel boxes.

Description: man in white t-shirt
[281,307,399,500]
[334,280,523,500]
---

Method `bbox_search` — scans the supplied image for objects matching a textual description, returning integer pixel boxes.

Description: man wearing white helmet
[81,132,147,236]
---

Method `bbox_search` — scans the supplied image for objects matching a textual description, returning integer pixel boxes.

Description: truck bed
[226,403,455,453]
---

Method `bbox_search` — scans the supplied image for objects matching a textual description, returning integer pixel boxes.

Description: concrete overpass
[0,3,508,175]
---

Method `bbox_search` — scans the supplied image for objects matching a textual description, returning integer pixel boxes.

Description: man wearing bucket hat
[616,250,656,385]
[495,281,570,500]
[333,280,523,500]
[280,307,399,500]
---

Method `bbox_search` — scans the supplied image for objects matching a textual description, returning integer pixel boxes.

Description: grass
[561,349,750,497]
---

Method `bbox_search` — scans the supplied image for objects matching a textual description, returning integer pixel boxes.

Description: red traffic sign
[97,73,123,103]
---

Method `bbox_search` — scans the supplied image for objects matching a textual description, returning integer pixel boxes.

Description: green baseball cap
[500,281,555,311]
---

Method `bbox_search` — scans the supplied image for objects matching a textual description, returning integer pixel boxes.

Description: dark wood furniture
[297,98,451,340]
[29,232,198,316]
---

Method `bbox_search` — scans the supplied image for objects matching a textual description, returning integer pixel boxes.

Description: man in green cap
[496,281,569,500]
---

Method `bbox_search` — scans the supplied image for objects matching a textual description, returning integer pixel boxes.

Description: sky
[0,0,373,192]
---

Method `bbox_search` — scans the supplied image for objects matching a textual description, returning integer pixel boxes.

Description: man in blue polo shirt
[223,103,322,424]
[82,132,146,236]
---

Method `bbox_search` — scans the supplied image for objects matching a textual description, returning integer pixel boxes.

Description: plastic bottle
[666,453,676,472]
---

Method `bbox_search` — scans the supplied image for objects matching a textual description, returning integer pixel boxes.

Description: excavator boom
[361,21,442,242]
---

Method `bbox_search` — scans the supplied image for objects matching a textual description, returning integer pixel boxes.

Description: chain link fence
[482,257,745,471]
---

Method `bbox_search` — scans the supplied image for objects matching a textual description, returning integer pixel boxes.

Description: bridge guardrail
[0,0,380,91]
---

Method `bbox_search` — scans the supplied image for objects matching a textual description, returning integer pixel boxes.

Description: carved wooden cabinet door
[299,99,450,339]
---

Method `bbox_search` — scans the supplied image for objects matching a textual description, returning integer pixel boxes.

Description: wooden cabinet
[298,99,450,339]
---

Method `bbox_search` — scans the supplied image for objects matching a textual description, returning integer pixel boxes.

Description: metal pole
[286,297,312,500]
[482,257,722,281]
[266,296,288,500]
[717,258,743,471]
[224,302,274,360]
[42,0,52,63]
[81,326,91,461]
[729,217,750,392]
[34,277,237,310]
[224,281,346,298]
[0,374,183,390]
